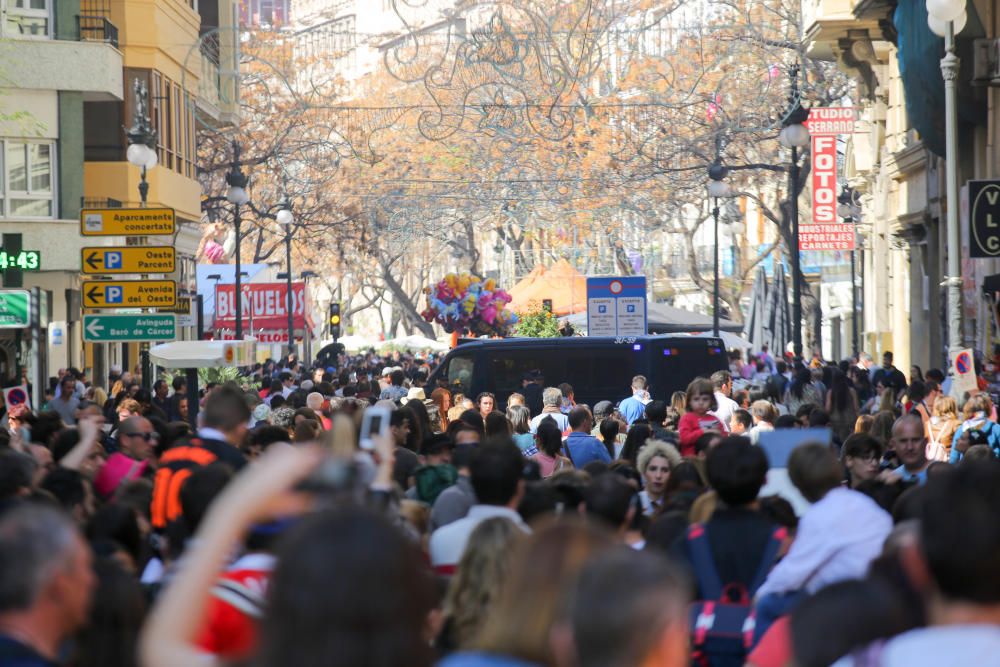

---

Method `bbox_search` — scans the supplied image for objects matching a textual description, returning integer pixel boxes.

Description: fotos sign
[811,135,838,224]
[801,107,857,251]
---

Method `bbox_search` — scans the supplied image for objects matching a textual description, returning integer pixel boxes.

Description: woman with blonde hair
[438,518,523,651]
[869,410,896,449]
[441,520,615,667]
[926,395,959,462]
[853,414,874,434]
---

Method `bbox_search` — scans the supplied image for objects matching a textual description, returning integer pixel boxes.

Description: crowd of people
[0,344,999,667]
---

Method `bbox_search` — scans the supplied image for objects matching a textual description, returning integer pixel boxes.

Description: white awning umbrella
[383,334,450,351]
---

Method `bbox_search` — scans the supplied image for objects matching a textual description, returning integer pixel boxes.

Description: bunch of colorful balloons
[421,273,518,335]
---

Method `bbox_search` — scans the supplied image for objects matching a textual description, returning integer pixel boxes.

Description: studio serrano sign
[968,180,1000,258]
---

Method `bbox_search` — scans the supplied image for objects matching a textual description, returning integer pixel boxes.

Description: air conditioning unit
[972,38,1000,86]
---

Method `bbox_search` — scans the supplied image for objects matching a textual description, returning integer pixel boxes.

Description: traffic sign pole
[81,246,176,274]
[80,208,175,236]
[83,314,177,343]
[82,280,176,309]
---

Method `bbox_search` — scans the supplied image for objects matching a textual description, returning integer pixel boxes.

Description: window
[4,0,50,38]
[0,139,55,218]
[446,353,474,396]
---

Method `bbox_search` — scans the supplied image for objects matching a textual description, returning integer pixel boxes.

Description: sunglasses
[123,432,157,441]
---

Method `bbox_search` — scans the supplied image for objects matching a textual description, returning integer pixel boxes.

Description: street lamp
[276,197,295,357]
[206,273,222,337]
[225,141,249,340]
[708,158,731,337]
[779,64,811,359]
[927,0,967,353]
[124,79,158,206]
[837,185,861,358]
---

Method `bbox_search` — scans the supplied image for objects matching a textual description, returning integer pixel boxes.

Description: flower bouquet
[421,274,518,336]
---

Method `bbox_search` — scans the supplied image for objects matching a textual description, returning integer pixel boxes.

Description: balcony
[76,14,119,49]
[194,29,240,128]
[1,28,123,101]
[802,0,893,60]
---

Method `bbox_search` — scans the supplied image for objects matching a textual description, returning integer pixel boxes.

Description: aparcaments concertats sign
[214,282,308,330]
[801,108,856,251]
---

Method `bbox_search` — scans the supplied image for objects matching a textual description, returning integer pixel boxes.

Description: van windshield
[446,352,474,396]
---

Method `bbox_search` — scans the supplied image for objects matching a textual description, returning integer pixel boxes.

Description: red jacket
[678,412,725,456]
[196,553,274,660]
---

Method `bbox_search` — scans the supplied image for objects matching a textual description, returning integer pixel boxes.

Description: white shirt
[429,505,530,569]
[710,392,739,431]
[756,487,892,599]
[529,411,569,434]
[832,625,1000,667]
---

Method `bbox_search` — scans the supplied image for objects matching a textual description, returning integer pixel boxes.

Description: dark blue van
[426,336,728,409]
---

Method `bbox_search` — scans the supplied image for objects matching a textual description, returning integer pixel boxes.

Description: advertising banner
[214,282,307,330]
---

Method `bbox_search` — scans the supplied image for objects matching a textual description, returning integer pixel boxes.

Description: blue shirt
[438,652,542,667]
[564,431,612,467]
[893,464,928,485]
[618,395,646,425]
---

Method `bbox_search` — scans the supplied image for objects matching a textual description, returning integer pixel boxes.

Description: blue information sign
[586,276,647,336]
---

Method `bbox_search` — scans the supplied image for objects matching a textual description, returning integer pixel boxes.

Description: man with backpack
[671,437,785,666]
[151,386,249,531]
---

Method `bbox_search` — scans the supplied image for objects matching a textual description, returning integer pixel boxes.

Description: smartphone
[359,406,391,450]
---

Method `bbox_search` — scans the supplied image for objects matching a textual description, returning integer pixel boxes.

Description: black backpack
[686,522,786,667]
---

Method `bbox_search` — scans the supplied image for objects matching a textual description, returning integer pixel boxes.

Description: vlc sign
[968,180,1000,258]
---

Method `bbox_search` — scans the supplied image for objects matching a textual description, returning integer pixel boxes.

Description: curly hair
[636,439,683,474]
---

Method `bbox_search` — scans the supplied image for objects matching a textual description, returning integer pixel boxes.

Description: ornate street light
[276,197,295,356]
[780,64,811,358]
[124,79,158,206]
[927,0,967,354]
[225,142,249,340]
[708,157,731,337]
[838,185,861,358]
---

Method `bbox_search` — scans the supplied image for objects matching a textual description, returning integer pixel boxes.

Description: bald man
[888,413,930,485]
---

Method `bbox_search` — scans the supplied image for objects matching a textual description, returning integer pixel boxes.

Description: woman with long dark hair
[784,366,821,414]
[619,423,652,466]
[825,370,859,442]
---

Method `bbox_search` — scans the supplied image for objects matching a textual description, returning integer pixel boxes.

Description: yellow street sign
[80,208,175,236]
[82,280,176,309]
[81,246,176,274]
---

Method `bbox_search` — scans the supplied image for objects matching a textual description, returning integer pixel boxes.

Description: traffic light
[328,302,341,341]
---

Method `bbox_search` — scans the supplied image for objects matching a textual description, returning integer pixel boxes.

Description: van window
[447,353,474,396]
[562,349,637,401]
[651,341,727,398]
[488,351,565,399]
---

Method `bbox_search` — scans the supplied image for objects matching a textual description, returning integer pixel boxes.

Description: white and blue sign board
[586,276,647,337]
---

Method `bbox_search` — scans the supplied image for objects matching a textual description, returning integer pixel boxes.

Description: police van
[427,336,728,409]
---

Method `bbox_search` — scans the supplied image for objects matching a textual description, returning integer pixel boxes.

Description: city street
[0,1,999,666]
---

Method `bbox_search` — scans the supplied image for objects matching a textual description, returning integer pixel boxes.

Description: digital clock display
[0,250,40,271]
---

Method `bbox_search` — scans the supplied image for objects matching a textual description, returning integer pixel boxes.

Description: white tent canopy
[382,334,450,351]
[335,334,378,351]
[149,339,256,369]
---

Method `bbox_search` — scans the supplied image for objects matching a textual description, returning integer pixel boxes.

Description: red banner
[216,329,299,343]
[214,283,307,330]
[810,134,838,226]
